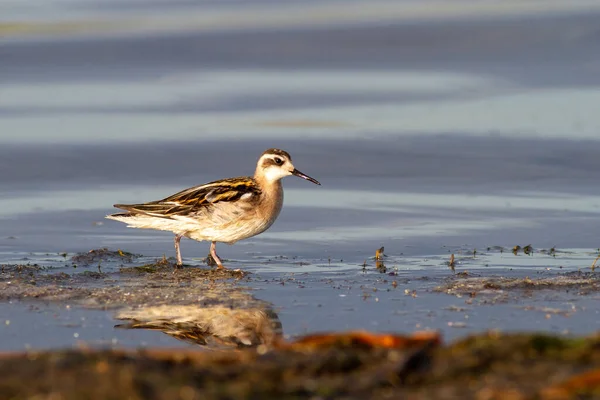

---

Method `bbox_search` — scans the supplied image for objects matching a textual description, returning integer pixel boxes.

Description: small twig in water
[591,254,600,271]
[448,254,456,273]
[375,246,385,260]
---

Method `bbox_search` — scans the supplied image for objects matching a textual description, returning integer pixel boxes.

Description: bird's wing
[113,177,260,218]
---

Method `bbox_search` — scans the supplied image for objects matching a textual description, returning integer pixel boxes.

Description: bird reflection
[115,305,283,348]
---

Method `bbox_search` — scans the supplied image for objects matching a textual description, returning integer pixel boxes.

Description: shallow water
[2,248,600,350]
[1,1,600,350]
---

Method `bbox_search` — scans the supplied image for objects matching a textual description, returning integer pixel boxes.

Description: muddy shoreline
[2,330,600,399]
[1,248,600,398]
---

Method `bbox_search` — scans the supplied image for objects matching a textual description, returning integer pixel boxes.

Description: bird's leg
[210,241,224,269]
[174,234,183,267]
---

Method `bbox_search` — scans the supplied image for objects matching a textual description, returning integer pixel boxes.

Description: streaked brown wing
[115,322,209,346]
[113,176,260,218]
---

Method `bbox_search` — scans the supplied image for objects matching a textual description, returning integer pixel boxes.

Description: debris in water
[375,246,385,260]
[448,254,456,273]
[591,253,600,271]
[71,248,139,265]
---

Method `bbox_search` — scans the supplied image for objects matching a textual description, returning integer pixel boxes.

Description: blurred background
[2,0,600,257]
[3,0,600,350]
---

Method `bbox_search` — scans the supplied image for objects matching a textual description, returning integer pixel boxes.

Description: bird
[106,148,320,269]
[115,304,283,348]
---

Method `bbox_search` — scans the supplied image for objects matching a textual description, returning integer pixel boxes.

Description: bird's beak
[292,168,321,185]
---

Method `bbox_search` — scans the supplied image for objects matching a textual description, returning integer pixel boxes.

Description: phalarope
[106,148,320,269]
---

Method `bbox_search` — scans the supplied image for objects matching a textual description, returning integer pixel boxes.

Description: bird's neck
[254,174,284,220]
[255,174,283,197]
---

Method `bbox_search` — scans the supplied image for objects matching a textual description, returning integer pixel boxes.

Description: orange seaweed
[541,369,600,398]
[279,330,441,351]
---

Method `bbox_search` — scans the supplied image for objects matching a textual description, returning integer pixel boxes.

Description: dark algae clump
[1,331,600,399]
[71,248,140,265]
[436,271,600,302]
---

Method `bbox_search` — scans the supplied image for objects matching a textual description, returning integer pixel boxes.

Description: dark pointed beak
[292,168,321,185]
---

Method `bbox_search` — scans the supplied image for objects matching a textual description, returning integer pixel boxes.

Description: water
[1,0,600,350]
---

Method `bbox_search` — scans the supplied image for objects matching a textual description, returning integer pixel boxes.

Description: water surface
[2,1,600,350]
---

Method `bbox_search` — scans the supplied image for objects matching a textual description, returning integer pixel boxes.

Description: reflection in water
[115,305,283,348]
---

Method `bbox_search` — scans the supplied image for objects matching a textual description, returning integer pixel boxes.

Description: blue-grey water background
[2,0,600,350]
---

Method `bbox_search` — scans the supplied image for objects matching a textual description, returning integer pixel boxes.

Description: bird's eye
[274,157,283,165]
